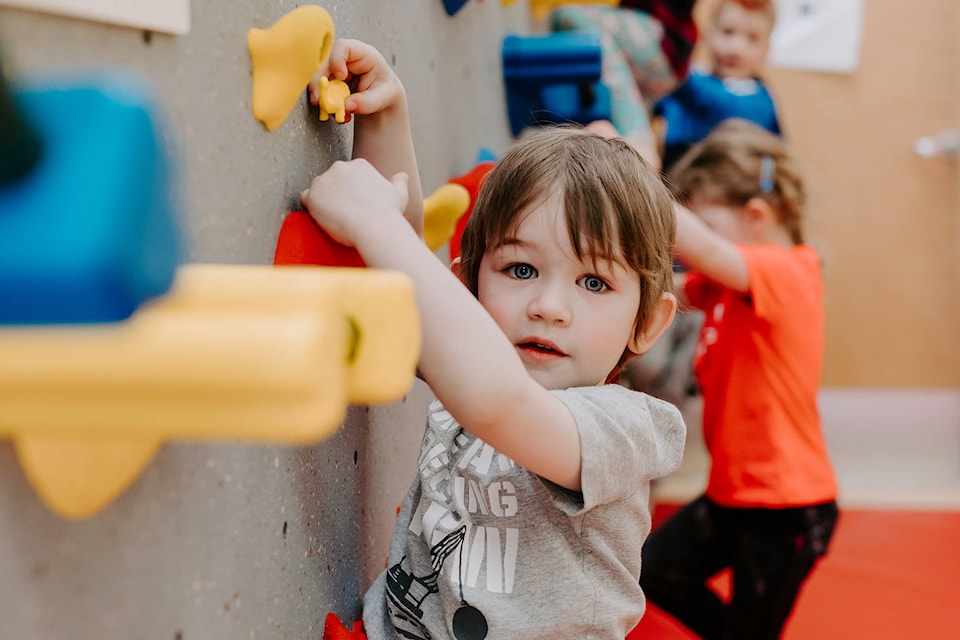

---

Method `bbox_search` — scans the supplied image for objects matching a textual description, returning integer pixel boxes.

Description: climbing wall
[0,1,531,638]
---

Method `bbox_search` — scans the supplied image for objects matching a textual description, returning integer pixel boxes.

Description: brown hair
[718,0,777,25]
[458,127,676,336]
[667,118,806,245]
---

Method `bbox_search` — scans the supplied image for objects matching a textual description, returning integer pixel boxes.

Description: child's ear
[450,256,465,284]
[744,197,777,240]
[627,292,678,356]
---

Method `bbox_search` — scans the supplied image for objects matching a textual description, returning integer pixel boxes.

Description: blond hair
[458,127,676,335]
[667,118,806,245]
[717,0,777,26]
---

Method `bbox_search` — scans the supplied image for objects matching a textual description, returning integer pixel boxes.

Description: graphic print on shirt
[386,404,521,640]
[387,527,474,639]
[695,301,725,367]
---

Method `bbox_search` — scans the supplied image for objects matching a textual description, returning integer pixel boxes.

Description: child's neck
[761,225,796,249]
[715,69,760,81]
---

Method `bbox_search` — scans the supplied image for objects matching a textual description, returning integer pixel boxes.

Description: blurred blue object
[442,0,469,16]
[475,147,497,164]
[0,73,182,324]
[502,33,611,136]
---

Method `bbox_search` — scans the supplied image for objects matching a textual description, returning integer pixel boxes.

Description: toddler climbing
[301,38,686,640]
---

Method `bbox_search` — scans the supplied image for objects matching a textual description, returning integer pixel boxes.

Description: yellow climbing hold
[422,183,471,251]
[248,5,336,131]
[317,76,351,123]
[529,0,617,20]
[15,435,162,521]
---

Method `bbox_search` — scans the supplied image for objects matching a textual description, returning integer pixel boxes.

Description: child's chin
[525,369,564,390]
[528,370,598,391]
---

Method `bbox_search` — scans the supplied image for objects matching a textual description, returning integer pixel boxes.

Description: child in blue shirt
[656,0,782,172]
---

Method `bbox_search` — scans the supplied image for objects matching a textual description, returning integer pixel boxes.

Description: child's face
[688,194,752,244]
[708,1,773,79]
[475,195,642,390]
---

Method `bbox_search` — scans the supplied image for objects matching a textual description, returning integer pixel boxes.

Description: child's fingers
[328,39,378,81]
[585,119,619,140]
[343,82,393,116]
[306,56,334,105]
[326,40,349,80]
[343,94,362,115]
[306,74,322,105]
[343,94,366,116]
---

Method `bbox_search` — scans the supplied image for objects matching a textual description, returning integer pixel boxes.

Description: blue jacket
[656,71,782,171]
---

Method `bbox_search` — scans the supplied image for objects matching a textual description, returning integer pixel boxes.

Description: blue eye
[579,275,608,293]
[507,264,536,280]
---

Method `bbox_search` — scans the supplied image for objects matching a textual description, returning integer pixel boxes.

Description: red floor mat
[629,504,960,639]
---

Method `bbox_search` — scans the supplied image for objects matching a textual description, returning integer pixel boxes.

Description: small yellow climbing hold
[529,0,617,20]
[247,5,336,131]
[317,76,351,123]
[423,183,471,252]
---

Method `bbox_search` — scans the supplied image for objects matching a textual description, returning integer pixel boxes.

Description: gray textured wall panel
[0,1,531,638]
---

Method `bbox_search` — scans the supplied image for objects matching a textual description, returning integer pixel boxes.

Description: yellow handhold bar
[0,263,421,519]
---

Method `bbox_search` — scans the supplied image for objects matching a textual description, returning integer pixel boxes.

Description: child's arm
[311,39,424,236]
[672,271,690,307]
[301,161,584,491]
[673,202,749,292]
[586,119,662,174]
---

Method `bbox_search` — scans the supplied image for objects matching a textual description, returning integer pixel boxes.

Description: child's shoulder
[552,384,685,433]
[554,382,651,404]
[740,243,820,272]
[740,244,824,313]
[551,385,686,484]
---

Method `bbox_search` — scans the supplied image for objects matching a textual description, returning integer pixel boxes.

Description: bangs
[562,186,625,268]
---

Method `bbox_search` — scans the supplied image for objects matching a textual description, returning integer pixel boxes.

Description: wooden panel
[765,0,960,387]
[696,0,960,387]
[0,0,190,34]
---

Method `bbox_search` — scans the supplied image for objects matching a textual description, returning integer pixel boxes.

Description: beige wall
[698,0,960,387]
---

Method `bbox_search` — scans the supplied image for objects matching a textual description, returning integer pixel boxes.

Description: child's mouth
[524,342,555,352]
[517,340,566,360]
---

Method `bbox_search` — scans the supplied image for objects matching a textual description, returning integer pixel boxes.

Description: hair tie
[759,155,776,193]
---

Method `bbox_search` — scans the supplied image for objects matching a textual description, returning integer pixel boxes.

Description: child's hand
[309,39,405,124]
[585,119,620,140]
[300,159,409,248]
[587,119,661,171]
[306,38,423,238]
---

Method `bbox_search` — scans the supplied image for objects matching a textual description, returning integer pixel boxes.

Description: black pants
[640,495,839,640]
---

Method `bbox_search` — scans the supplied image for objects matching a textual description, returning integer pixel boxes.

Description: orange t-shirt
[685,243,837,507]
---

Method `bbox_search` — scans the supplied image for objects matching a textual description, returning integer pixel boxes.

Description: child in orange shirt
[640,118,839,639]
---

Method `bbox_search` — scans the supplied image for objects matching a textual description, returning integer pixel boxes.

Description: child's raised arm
[311,39,424,236]
[674,202,749,292]
[301,161,585,491]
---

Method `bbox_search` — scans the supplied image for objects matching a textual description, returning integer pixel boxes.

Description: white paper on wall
[0,0,190,34]
[768,0,865,74]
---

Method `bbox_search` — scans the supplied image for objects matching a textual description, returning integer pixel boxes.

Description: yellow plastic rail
[0,264,420,519]
[423,182,470,251]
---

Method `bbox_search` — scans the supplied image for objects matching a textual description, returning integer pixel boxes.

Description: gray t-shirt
[362,384,686,640]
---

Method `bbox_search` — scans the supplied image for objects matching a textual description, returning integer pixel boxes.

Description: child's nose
[731,34,750,55]
[527,282,572,325]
